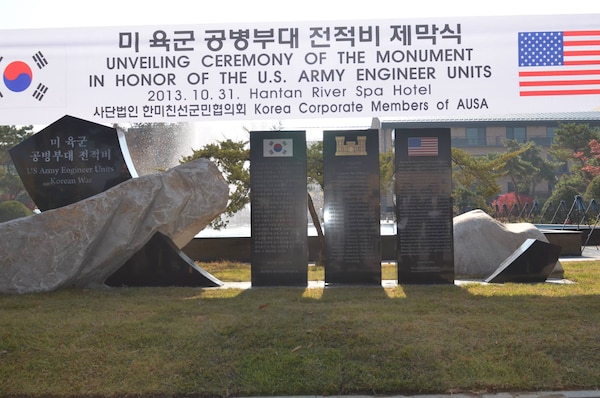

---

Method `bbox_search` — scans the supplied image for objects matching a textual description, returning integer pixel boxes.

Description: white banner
[0,14,599,125]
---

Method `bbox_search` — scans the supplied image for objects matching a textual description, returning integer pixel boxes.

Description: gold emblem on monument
[335,136,367,156]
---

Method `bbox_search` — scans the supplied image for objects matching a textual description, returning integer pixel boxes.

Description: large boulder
[0,159,228,294]
[454,209,564,280]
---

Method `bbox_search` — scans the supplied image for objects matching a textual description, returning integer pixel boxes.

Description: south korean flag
[263,139,293,157]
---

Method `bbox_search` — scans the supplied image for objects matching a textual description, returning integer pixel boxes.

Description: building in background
[374,114,600,194]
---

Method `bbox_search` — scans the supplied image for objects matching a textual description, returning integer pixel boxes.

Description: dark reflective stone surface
[9,115,134,211]
[323,129,381,285]
[485,239,562,284]
[395,128,454,284]
[250,131,308,287]
[105,232,223,287]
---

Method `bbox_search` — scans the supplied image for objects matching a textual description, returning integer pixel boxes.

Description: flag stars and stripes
[519,32,564,67]
[407,137,438,157]
[518,30,600,96]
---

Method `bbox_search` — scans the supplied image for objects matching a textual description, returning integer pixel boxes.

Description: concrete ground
[218,247,599,290]
[239,391,600,398]
[562,245,600,261]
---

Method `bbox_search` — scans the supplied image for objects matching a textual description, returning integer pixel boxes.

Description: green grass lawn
[1,261,600,397]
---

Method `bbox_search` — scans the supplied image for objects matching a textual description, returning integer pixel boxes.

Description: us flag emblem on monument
[263,139,293,157]
[408,137,438,157]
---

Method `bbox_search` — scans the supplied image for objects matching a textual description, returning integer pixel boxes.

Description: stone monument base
[105,232,223,287]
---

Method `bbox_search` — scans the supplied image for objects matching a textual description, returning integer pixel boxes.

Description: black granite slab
[395,128,454,284]
[485,239,562,284]
[323,129,381,285]
[250,131,308,286]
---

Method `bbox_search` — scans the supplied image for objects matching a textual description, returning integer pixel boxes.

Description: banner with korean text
[0,14,599,124]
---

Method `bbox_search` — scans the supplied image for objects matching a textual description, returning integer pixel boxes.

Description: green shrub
[584,175,600,204]
[540,174,586,223]
[0,200,33,223]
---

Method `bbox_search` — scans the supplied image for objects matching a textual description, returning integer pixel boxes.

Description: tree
[541,173,587,223]
[306,141,324,219]
[0,125,34,165]
[550,122,600,171]
[379,149,395,196]
[451,145,531,214]
[575,138,600,178]
[0,125,35,203]
[502,139,557,207]
[451,148,500,213]
[306,140,323,187]
[584,175,600,204]
[451,149,495,212]
[0,169,29,201]
[0,199,32,222]
[182,138,250,230]
[544,123,600,221]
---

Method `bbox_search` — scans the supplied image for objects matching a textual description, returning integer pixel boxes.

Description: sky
[2,0,599,142]
[2,0,599,31]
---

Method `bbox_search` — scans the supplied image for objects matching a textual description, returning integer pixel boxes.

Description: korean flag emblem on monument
[264,139,293,157]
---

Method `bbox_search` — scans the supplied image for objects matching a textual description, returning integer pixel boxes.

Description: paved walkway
[240,391,600,398]
[561,245,600,261]
[218,247,599,290]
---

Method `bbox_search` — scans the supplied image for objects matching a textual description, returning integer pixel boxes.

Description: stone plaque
[250,131,308,286]
[395,128,454,284]
[9,115,136,211]
[323,129,381,285]
[485,239,561,284]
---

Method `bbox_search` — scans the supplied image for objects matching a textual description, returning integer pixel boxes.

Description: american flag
[408,137,438,157]
[518,30,600,96]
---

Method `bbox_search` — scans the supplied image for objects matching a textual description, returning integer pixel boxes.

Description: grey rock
[454,209,564,280]
[0,159,228,294]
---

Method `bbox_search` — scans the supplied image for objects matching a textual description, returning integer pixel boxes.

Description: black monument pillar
[395,128,454,284]
[323,129,381,285]
[250,131,308,287]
